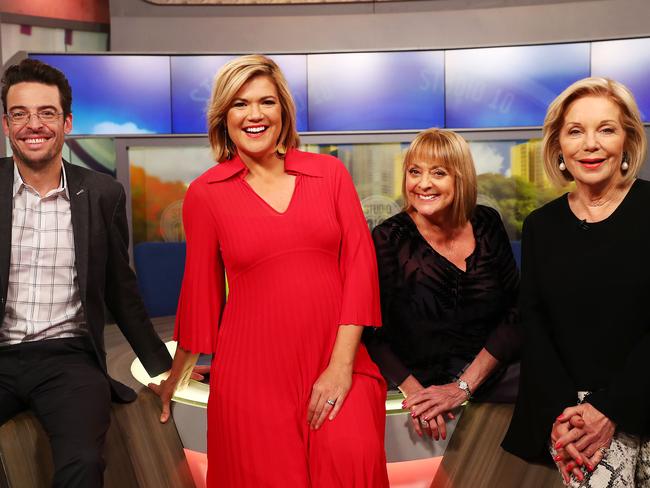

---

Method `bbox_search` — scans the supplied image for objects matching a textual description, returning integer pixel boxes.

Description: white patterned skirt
[549,392,650,487]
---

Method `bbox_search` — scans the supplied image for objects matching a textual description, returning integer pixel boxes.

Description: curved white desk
[132,341,461,462]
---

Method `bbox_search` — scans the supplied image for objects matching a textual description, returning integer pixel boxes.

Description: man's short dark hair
[1,58,72,117]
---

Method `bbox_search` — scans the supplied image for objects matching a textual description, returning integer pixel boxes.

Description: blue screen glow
[308,51,445,131]
[170,55,236,134]
[591,38,650,122]
[445,44,590,128]
[31,54,172,135]
[171,54,308,134]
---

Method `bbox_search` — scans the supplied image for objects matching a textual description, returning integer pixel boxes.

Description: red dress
[174,149,389,487]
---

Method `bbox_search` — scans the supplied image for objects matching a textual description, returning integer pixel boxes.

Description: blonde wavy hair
[207,54,300,162]
[543,77,647,187]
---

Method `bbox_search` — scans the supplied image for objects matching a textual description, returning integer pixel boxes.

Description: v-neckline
[242,174,299,215]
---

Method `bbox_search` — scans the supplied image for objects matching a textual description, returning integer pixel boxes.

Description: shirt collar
[13,161,69,200]
[205,148,324,183]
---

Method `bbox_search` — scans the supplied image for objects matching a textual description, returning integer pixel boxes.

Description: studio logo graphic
[362,195,400,230]
[160,200,185,242]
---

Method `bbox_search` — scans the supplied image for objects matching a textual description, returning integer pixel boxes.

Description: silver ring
[326,399,336,406]
[420,418,429,427]
[598,446,607,455]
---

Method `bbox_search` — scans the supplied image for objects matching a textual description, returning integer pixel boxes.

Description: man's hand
[148,346,200,423]
[148,376,177,423]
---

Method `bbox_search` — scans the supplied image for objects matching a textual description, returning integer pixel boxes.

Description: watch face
[459,380,468,390]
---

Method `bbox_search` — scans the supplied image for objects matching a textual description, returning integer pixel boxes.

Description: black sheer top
[365,205,520,389]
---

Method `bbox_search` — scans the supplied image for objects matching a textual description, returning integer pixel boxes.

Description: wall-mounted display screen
[591,38,650,122]
[445,43,590,128]
[307,51,445,131]
[274,55,309,133]
[170,54,308,134]
[29,38,650,136]
[170,55,236,134]
[31,54,172,135]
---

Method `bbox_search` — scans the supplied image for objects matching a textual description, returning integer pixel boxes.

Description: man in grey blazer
[0,59,172,487]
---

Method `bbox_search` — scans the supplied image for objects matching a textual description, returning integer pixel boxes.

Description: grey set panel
[432,402,565,488]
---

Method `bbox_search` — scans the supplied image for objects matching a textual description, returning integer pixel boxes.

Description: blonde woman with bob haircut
[206,54,300,162]
[367,128,521,442]
[150,54,389,487]
[503,77,650,487]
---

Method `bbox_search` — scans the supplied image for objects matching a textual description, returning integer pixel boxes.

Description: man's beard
[9,135,63,171]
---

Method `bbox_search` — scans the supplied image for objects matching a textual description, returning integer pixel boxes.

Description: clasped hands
[551,402,615,484]
[402,382,464,441]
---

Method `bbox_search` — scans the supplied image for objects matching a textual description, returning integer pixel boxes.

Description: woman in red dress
[151,55,389,487]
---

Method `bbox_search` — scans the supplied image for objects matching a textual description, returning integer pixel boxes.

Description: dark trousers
[0,337,111,488]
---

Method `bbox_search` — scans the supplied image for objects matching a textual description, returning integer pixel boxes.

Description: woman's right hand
[399,375,454,440]
[551,414,588,483]
[399,376,428,437]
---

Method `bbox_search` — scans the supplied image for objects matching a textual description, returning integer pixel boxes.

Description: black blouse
[365,205,520,389]
[502,179,650,462]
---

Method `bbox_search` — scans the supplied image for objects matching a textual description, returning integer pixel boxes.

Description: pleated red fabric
[174,149,389,487]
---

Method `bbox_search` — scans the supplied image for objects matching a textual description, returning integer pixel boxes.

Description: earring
[621,152,629,171]
[224,125,232,159]
[558,154,566,171]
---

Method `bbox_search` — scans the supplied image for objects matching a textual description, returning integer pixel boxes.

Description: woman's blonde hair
[543,77,647,187]
[402,128,477,228]
[207,54,300,162]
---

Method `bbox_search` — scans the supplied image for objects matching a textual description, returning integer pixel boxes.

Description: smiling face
[3,82,71,171]
[2,82,71,171]
[405,160,455,220]
[559,95,626,190]
[225,75,282,164]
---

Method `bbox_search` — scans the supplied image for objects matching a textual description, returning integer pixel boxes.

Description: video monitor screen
[171,54,309,134]
[307,51,445,131]
[30,54,172,135]
[445,43,590,128]
[591,38,650,122]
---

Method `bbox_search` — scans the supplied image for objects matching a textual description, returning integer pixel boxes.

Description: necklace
[584,196,616,208]
[571,181,633,221]
[415,218,461,255]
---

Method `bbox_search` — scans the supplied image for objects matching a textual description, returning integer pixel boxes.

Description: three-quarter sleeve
[364,223,412,387]
[483,207,521,364]
[174,182,225,354]
[332,160,382,328]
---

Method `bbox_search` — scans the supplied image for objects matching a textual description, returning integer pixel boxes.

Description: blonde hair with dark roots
[543,77,647,187]
[402,128,477,228]
[207,54,300,162]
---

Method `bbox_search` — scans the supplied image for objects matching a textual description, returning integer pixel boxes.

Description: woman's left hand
[307,363,353,430]
[402,383,466,426]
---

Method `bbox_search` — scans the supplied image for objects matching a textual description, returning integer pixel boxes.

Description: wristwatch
[457,378,471,400]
